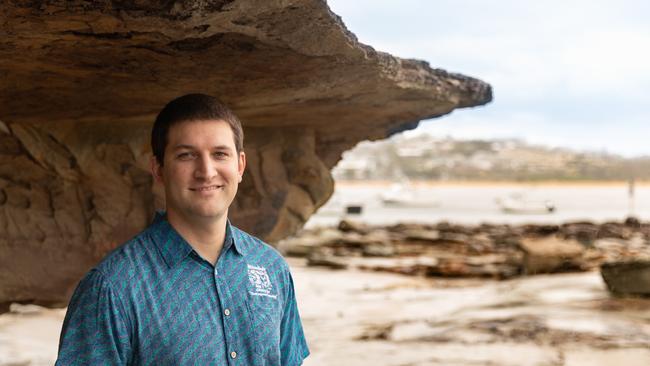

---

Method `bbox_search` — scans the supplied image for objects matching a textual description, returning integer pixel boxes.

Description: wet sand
[294,259,650,366]
[2,258,649,365]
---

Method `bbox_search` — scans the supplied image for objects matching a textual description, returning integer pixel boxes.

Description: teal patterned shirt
[56,213,309,365]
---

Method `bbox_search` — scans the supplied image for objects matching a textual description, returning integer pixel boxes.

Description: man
[56,94,310,365]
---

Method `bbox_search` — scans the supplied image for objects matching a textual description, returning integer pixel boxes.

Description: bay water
[307,182,650,227]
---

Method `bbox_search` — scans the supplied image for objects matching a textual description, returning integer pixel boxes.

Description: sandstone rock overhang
[0,0,492,310]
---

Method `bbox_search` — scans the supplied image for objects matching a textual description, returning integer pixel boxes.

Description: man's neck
[167,210,228,265]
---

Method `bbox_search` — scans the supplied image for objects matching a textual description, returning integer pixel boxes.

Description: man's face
[152,119,246,223]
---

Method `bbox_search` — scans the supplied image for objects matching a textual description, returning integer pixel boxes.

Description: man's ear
[151,155,164,183]
[238,151,246,183]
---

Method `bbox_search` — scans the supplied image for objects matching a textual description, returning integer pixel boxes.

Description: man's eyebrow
[172,144,195,150]
[172,144,234,150]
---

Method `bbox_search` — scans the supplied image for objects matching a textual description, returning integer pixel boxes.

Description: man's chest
[127,260,284,365]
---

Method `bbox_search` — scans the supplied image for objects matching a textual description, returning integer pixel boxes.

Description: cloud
[327,0,650,156]
[559,30,650,97]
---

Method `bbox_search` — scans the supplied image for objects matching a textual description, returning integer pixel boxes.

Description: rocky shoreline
[3,218,650,365]
[278,218,650,295]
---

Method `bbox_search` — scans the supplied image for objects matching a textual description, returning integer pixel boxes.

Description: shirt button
[224,308,231,316]
[230,351,237,359]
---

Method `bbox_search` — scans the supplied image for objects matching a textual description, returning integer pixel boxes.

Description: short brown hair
[151,94,244,164]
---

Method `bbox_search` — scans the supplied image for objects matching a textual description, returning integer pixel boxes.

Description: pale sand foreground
[1,258,650,366]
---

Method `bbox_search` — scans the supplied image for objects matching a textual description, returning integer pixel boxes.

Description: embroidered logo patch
[247,264,277,299]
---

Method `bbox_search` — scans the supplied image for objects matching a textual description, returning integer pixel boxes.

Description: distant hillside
[333,135,650,181]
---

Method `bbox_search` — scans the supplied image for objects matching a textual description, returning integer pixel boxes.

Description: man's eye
[213,151,228,158]
[177,152,194,160]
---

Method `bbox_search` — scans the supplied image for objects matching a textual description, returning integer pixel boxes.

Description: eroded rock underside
[0,0,492,309]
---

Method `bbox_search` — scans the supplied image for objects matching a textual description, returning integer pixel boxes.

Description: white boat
[496,193,555,214]
[379,183,440,208]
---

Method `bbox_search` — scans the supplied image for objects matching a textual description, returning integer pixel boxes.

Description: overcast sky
[328,0,650,157]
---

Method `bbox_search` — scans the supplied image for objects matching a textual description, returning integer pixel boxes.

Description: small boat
[316,195,364,216]
[379,183,440,208]
[496,193,555,214]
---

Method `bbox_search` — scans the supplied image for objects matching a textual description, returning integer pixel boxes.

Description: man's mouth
[190,185,223,192]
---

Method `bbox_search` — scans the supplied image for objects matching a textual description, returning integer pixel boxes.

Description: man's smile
[190,185,224,192]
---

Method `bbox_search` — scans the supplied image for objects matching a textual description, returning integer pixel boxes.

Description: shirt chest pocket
[246,285,283,357]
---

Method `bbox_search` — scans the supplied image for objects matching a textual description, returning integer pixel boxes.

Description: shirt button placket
[216,257,239,364]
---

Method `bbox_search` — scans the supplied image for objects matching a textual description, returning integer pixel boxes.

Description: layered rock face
[0,0,492,309]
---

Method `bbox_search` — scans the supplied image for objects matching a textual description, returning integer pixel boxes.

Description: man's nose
[194,154,216,179]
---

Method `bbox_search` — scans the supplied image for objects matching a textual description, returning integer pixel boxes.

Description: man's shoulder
[231,226,289,268]
[231,225,283,257]
[93,226,160,282]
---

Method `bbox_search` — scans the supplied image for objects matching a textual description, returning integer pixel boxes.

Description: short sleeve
[56,269,133,365]
[280,270,310,366]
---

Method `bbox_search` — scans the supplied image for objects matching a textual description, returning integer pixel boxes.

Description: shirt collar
[150,211,246,268]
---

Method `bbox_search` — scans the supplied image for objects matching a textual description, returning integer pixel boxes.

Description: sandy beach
[293,258,650,366]
[2,257,649,366]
